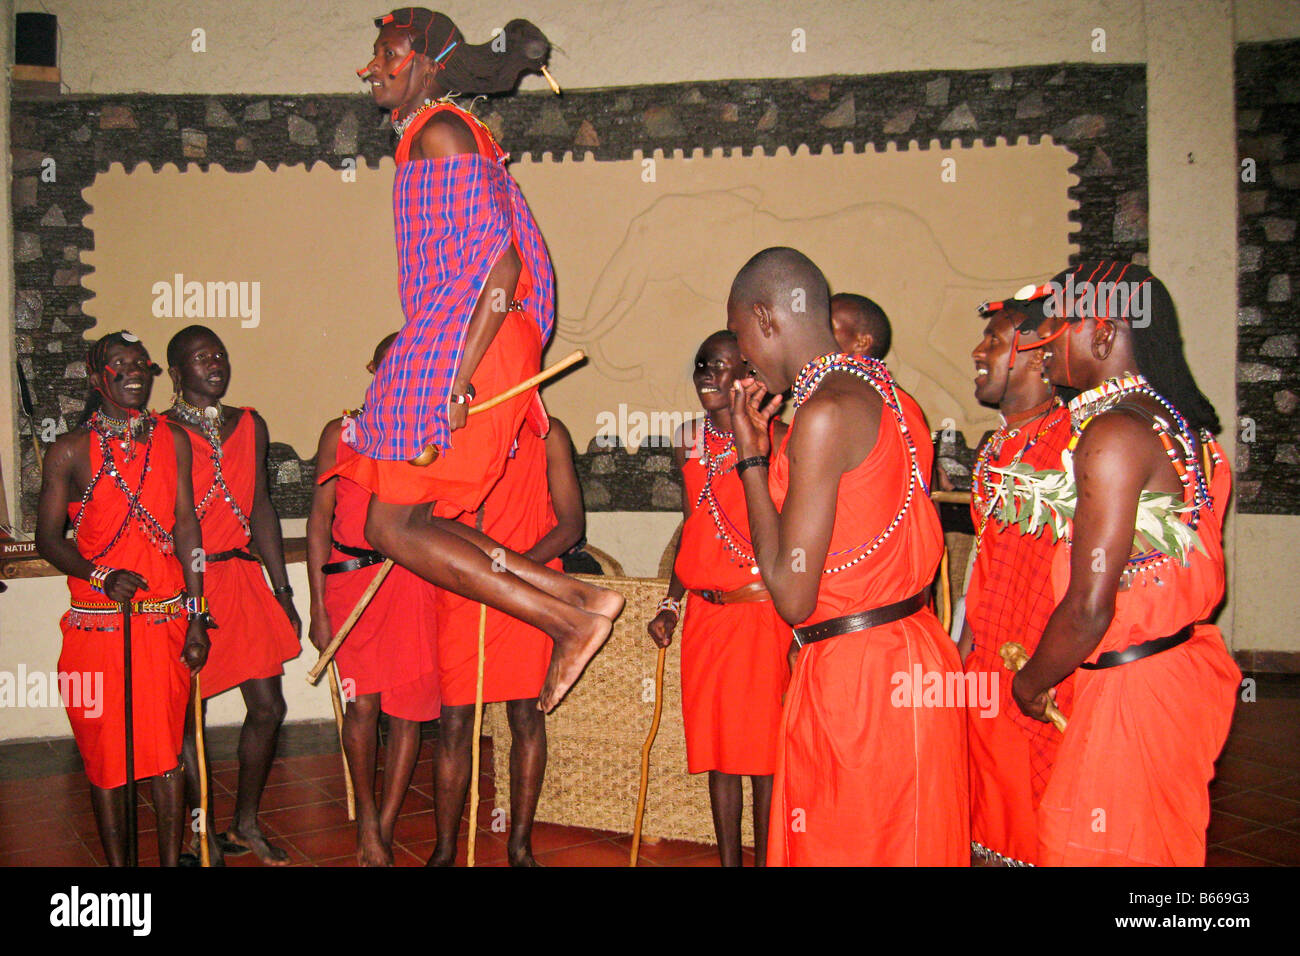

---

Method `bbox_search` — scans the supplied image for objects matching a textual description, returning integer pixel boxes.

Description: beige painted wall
[82,140,1075,455]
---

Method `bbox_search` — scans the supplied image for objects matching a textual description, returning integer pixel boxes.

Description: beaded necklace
[170,401,252,538]
[73,412,174,560]
[789,352,929,575]
[972,397,1063,547]
[1065,373,1215,586]
[92,407,148,460]
[393,95,465,142]
[693,417,758,570]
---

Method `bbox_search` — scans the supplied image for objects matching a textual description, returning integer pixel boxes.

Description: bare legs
[182,675,288,865]
[89,764,185,867]
[342,693,422,866]
[708,771,773,867]
[427,698,545,867]
[226,676,289,865]
[364,499,623,712]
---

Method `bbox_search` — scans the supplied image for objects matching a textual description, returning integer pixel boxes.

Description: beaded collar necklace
[789,352,929,575]
[693,417,758,570]
[169,400,251,538]
[392,95,459,141]
[74,412,173,559]
[92,407,148,460]
[972,396,1064,545]
[1066,373,1215,586]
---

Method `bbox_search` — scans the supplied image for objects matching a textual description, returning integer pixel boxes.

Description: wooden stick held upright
[328,662,356,822]
[467,602,487,868]
[306,350,587,683]
[630,644,667,867]
[194,676,210,868]
[122,600,138,868]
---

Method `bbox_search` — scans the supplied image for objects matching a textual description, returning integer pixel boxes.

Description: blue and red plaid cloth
[350,153,555,461]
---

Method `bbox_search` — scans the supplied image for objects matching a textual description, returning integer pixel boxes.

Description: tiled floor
[1,679,1296,867]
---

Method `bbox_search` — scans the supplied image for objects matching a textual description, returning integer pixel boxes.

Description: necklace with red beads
[75,412,173,559]
[694,417,758,569]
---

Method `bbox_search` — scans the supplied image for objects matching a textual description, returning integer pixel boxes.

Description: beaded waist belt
[66,592,185,629]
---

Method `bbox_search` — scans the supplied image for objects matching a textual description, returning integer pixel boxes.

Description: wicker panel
[486,575,751,847]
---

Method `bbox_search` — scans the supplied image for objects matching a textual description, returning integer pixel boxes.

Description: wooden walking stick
[999,642,1068,733]
[307,350,587,683]
[121,600,138,867]
[938,547,952,633]
[328,662,356,822]
[467,602,487,867]
[630,644,667,867]
[194,675,210,868]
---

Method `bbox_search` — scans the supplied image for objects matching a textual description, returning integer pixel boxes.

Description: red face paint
[388,50,414,79]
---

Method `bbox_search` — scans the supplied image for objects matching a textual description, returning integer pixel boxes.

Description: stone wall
[10,64,1146,523]
[1236,39,1300,515]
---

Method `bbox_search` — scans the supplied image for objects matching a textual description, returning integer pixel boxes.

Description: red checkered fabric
[351,153,555,461]
[967,405,1075,803]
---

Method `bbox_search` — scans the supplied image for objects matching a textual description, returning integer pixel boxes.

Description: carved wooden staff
[193,676,210,867]
[327,662,356,821]
[305,350,586,685]
[122,600,138,867]
[999,641,1068,733]
[630,644,667,867]
[466,603,488,867]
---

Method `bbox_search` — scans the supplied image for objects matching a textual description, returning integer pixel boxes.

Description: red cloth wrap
[185,410,300,698]
[1037,453,1239,866]
[766,381,969,866]
[61,421,189,789]
[325,439,441,722]
[674,424,789,775]
[436,426,557,706]
[964,405,1074,865]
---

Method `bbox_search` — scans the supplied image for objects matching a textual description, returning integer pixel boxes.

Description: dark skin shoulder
[1012,397,1185,719]
[410,109,478,161]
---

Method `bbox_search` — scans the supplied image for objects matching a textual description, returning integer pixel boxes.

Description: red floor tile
[1211,790,1300,828]
[259,801,352,837]
[0,841,98,867]
[535,838,633,867]
[1218,828,1300,866]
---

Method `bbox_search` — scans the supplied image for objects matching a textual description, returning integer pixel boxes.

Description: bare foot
[357,819,393,867]
[226,824,290,867]
[539,613,612,713]
[425,846,456,867]
[508,848,542,867]
[586,585,626,622]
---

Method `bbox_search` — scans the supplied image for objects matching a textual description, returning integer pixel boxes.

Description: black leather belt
[792,589,929,648]
[207,548,258,563]
[323,540,385,575]
[1078,626,1193,670]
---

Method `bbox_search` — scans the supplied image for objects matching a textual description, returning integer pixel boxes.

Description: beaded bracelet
[88,566,114,595]
[735,456,769,475]
[656,596,682,617]
[184,595,208,618]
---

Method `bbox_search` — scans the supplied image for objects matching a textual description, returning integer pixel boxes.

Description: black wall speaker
[16,13,58,68]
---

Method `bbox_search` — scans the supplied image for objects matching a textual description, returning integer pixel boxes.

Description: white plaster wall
[17,0,1149,95]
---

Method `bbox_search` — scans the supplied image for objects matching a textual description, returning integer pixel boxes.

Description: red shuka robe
[60,420,190,789]
[436,423,558,707]
[1037,443,1239,866]
[675,423,789,775]
[185,409,300,698]
[964,404,1074,865]
[326,438,441,722]
[767,378,969,866]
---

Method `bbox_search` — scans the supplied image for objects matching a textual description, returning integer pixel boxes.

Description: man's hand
[448,399,469,432]
[1011,669,1053,723]
[646,609,678,649]
[729,379,779,460]
[277,593,302,640]
[308,606,333,654]
[104,569,148,603]
[182,619,211,675]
